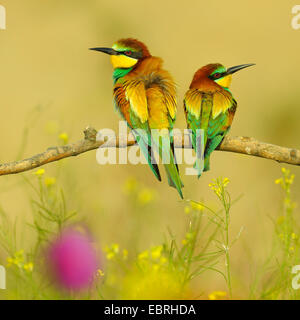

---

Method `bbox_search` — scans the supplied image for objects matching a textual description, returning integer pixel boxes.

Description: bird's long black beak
[226,63,255,75]
[89,47,118,55]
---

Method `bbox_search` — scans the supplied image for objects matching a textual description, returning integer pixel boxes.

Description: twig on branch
[0,126,299,176]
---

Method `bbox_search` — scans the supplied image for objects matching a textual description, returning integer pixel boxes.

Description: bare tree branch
[0,126,299,176]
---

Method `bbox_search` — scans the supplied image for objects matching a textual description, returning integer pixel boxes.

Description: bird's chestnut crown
[209,64,255,88]
[90,38,151,69]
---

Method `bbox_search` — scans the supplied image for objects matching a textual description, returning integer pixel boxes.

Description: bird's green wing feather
[184,90,213,176]
[114,78,183,198]
[113,80,161,181]
[146,85,183,198]
[204,95,236,171]
[184,88,236,175]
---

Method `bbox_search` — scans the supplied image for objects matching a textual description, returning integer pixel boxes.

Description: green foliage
[250,168,300,300]
[98,176,241,299]
[0,168,299,300]
[0,169,78,299]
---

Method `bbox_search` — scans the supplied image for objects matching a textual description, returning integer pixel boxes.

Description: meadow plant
[0,168,299,300]
[248,168,300,300]
[101,176,241,299]
[0,169,97,299]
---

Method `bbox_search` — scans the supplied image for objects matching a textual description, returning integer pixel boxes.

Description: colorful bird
[90,38,184,198]
[184,63,255,177]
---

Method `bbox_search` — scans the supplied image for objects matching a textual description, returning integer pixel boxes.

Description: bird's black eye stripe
[209,72,225,80]
[119,51,143,59]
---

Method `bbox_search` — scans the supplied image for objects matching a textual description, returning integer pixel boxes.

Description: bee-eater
[184,63,255,177]
[90,38,184,198]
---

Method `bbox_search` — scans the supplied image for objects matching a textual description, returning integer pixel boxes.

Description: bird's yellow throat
[215,74,232,88]
[110,55,138,69]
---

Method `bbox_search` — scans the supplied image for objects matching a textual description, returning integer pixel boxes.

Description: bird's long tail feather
[133,131,161,182]
[202,135,224,174]
[155,131,184,199]
[193,130,205,178]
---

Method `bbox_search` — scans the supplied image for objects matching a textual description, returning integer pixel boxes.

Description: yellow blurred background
[0,0,300,297]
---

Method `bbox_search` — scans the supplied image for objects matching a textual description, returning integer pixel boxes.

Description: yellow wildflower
[123,249,128,260]
[160,257,167,265]
[289,247,295,253]
[223,178,230,187]
[106,252,115,260]
[123,178,138,195]
[59,132,69,144]
[97,269,105,277]
[34,169,45,177]
[111,243,119,253]
[153,264,160,272]
[186,232,195,240]
[209,177,230,197]
[151,245,163,260]
[208,183,216,190]
[121,267,189,299]
[190,201,204,211]
[287,174,295,185]
[44,177,56,187]
[208,291,227,300]
[182,232,195,246]
[138,188,155,205]
[138,250,149,261]
[184,206,191,214]
[6,257,14,267]
[291,233,298,240]
[276,168,295,190]
[13,250,24,267]
[209,182,221,197]
[104,243,120,260]
[23,262,34,272]
[6,250,25,268]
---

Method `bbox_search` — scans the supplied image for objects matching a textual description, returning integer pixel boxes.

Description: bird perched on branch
[90,38,183,198]
[184,63,255,177]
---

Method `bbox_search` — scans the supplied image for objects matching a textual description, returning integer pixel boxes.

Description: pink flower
[48,228,99,290]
